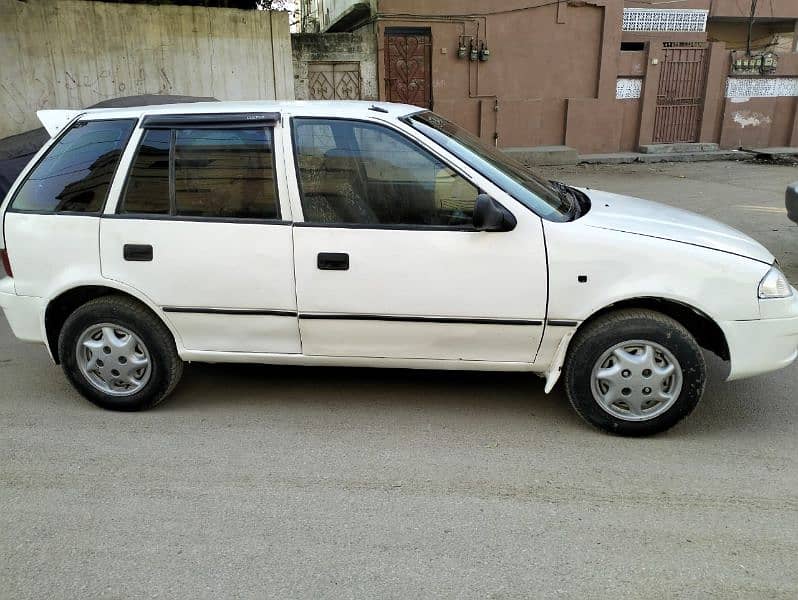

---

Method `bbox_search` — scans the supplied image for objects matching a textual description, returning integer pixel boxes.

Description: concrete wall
[0,0,294,138]
[292,32,378,100]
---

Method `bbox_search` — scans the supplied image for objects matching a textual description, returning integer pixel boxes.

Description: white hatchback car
[1,101,796,435]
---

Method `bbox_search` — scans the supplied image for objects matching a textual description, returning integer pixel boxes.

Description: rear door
[101,113,300,354]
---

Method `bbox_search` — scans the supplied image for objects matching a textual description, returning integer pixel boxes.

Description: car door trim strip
[160,307,544,326]
[298,313,543,325]
[162,307,298,317]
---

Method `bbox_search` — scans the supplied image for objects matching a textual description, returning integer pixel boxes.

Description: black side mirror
[473,193,517,232]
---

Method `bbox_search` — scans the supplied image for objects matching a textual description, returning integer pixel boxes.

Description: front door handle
[124,244,153,262]
[317,252,349,271]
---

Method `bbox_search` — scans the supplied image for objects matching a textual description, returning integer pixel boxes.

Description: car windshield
[406,111,573,222]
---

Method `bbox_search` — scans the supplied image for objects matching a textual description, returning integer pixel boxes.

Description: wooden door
[384,28,432,109]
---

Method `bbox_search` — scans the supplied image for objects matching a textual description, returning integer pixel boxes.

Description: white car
[1,101,796,435]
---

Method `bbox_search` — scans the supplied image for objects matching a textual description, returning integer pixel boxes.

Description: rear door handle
[124,244,153,262]
[317,252,349,271]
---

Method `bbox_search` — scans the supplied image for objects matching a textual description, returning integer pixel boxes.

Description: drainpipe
[746,0,758,56]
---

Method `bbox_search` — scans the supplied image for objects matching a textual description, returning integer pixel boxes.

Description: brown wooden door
[653,43,709,143]
[384,28,432,109]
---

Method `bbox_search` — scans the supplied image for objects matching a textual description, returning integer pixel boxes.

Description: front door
[101,118,300,354]
[287,117,547,363]
[385,28,432,109]
[653,42,709,143]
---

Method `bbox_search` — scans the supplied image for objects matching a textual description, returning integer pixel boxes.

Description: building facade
[301,0,798,153]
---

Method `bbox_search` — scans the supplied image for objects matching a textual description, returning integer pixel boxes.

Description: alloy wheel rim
[76,323,151,397]
[590,339,682,422]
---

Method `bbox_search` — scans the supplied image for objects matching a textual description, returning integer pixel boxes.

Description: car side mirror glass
[473,193,517,232]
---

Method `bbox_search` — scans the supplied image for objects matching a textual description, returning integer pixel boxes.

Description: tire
[58,295,183,411]
[563,309,706,436]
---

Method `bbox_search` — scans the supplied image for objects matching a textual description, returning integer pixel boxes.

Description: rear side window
[120,129,170,214]
[10,119,135,213]
[120,127,279,220]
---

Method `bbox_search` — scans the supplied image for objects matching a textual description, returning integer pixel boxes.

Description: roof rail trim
[141,112,280,129]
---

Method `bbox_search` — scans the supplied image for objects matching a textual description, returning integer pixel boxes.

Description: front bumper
[722,288,798,380]
[0,278,45,343]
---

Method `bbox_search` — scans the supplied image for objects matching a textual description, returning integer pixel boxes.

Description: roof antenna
[369,105,389,114]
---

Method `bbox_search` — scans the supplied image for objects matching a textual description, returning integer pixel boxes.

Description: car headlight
[758,266,793,299]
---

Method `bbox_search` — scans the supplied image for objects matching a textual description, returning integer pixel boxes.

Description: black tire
[58,295,183,411]
[563,309,706,436]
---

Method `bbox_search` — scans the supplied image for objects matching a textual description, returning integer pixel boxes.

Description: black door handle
[317,252,349,270]
[124,244,153,262]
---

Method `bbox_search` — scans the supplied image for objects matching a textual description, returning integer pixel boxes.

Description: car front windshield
[407,111,573,222]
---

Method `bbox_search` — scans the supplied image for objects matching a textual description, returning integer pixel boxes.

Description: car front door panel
[288,117,548,363]
[293,220,547,361]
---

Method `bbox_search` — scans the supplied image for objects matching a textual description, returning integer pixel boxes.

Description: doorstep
[579,149,750,165]
[638,142,719,154]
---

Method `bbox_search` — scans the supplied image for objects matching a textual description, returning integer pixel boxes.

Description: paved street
[1,160,797,599]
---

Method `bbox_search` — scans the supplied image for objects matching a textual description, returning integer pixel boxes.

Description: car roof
[74,100,420,121]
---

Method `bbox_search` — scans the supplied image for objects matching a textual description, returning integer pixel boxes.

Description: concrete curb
[578,150,752,165]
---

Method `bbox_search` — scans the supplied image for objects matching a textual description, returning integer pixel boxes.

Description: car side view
[1,101,797,436]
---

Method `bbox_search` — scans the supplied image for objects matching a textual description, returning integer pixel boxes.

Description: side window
[175,128,277,219]
[292,118,478,227]
[11,119,135,213]
[120,127,279,220]
[120,129,170,214]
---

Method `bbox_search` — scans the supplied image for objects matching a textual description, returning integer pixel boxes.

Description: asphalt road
[1,160,797,599]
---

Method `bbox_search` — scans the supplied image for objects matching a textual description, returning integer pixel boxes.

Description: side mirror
[473,193,517,232]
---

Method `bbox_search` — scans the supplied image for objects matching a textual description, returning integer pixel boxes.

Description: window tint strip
[142,113,280,128]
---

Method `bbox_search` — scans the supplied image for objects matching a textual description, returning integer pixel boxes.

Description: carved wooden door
[385,28,432,109]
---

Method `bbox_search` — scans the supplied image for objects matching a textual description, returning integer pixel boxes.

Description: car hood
[577,188,773,264]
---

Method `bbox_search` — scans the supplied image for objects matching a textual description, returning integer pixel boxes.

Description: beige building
[300,0,798,154]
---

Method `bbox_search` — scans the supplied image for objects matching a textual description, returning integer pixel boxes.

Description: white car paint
[579,189,773,264]
[36,109,83,137]
[0,100,797,395]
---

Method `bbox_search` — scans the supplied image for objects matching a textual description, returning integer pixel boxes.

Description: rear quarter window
[10,119,136,213]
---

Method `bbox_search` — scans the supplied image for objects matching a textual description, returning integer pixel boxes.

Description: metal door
[653,43,709,143]
[308,62,361,100]
[384,28,432,109]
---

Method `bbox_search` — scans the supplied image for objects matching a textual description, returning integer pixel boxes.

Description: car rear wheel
[58,296,183,411]
[563,309,706,436]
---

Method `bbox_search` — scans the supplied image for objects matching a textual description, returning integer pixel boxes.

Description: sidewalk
[505,145,798,166]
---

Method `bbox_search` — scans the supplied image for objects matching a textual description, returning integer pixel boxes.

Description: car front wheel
[58,296,183,411]
[563,309,706,436]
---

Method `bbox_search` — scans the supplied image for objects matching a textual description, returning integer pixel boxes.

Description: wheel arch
[44,284,179,364]
[576,296,730,361]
